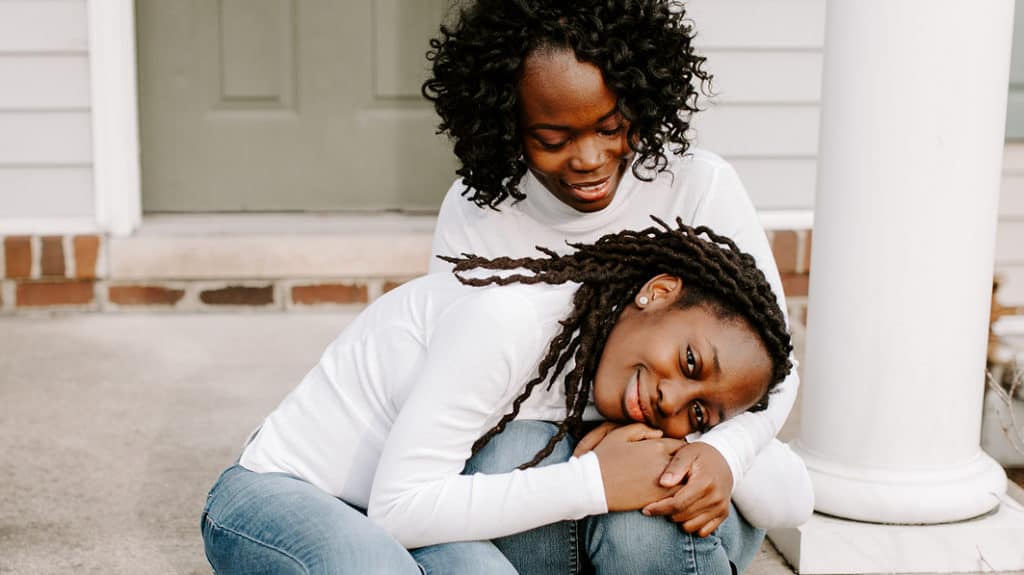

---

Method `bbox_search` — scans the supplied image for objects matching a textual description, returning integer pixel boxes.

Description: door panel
[137,0,457,212]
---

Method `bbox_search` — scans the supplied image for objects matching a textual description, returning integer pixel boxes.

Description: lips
[563,176,612,203]
[624,368,645,423]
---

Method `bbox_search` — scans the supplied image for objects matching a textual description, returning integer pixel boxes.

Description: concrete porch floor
[0,313,1020,574]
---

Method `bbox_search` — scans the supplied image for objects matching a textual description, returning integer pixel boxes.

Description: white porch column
[795,0,1013,524]
[770,0,1024,572]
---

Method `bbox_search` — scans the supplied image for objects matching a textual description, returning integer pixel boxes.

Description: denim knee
[583,510,732,575]
[412,541,517,575]
[464,420,573,474]
[716,504,765,573]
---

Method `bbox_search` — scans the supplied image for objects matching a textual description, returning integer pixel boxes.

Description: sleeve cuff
[577,451,609,514]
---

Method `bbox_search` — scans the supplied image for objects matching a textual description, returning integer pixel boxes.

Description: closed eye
[535,137,567,150]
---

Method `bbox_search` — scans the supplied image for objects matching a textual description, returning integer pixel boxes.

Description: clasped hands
[574,421,732,537]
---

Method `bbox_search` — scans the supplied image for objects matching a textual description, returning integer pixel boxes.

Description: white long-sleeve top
[241,275,610,548]
[429,149,799,491]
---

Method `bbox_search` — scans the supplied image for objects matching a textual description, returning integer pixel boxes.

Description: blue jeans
[464,420,766,575]
[201,465,516,574]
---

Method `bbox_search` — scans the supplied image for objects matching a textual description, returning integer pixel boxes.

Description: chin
[568,198,614,213]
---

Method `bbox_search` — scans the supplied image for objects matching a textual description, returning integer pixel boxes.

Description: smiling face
[593,275,773,439]
[517,48,632,212]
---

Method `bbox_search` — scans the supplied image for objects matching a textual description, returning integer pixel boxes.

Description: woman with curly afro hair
[423,0,809,573]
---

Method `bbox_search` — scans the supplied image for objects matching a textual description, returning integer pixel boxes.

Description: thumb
[660,447,695,487]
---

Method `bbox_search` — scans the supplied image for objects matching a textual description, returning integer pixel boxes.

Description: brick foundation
[0,230,813,327]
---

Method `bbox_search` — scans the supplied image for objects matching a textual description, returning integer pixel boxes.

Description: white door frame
[88,0,141,236]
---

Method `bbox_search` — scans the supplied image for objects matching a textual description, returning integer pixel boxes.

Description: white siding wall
[999,145,1024,306]
[689,0,824,210]
[0,0,94,223]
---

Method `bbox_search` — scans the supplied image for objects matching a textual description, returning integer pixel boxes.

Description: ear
[635,274,683,310]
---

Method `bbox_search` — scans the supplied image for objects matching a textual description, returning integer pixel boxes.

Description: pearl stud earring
[638,296,650,306]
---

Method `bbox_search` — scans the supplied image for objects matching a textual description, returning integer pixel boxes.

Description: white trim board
[87,0,141,236]
[0,217,100,235]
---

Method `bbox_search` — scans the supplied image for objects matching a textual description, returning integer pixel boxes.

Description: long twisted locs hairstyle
[441,218,793,469]
[423,0,712,208]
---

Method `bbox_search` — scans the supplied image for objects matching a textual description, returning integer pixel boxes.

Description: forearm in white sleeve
[730,438,814,529]
[690,160,800,488]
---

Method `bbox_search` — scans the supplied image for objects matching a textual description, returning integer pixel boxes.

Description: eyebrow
[527,106,620,131]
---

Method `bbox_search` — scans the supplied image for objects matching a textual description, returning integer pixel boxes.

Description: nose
[656,378,692,418]
[568,135,606,172]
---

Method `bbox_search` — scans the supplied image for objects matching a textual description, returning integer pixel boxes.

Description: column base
[767,483,1024,574]
[792,443,1008,523]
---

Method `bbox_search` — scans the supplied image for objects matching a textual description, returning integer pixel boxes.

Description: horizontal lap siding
[0,0,93,221]
[0,56,91,109]
[0,168,94,217]
[998,147,1024,306]
[688,0,825,213]
[729,158,817,210]
[0,1,88,53]
[687,0,826,49]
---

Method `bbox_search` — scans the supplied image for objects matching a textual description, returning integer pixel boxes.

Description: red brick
[381,280,404,294]
[803,230,813,272]
[4,236,31,279]
[200,285,275,306]
[40,236,65,277]
[73,235,100,279]
[292,283,368,305]
[16,280,94,307]
[109,285,185,306]
[781,273,809,298]
[771,231,799,274]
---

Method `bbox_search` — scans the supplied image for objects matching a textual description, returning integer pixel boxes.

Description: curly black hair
[423,0,712,208]
[442,218,793,468]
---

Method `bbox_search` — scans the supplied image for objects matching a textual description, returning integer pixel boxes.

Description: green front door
[136,0,457,212]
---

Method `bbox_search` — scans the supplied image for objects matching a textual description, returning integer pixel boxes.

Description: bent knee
[464,420,573,474]
[203,514,309,575]
[413,541,517,575]
[586,511,732,575]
